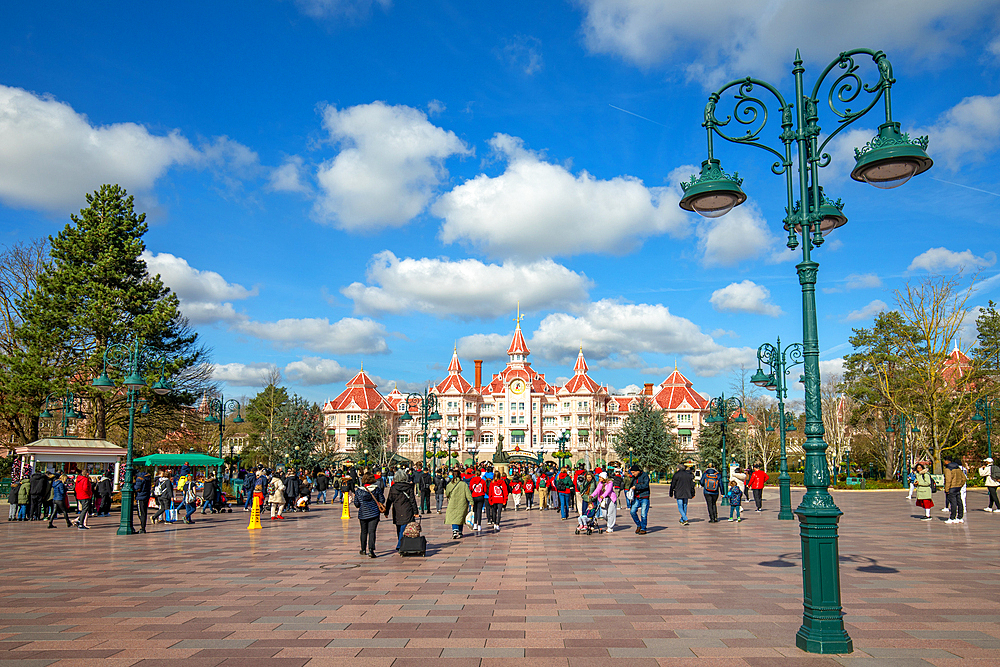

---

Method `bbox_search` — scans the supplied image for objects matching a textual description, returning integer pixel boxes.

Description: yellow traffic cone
[248,495,262,530]
[341,492,350,519]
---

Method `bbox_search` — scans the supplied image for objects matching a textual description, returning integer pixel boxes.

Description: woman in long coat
[384,472,419,551]
[913,463,934,520]
[445,473,473,540]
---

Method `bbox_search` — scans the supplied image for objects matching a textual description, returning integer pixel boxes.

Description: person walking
[555,467,574,520]
[182,475,198,524]
[29,468,49,520]
[283,468,299,513]
[523,474,535,510]
[417,468,432,515]
[201,474,217,514]
[315,470,329,505]
[906,468,917,500]
[628,464,650,534]
[487,473,508,531]
[510,476,524,511]
[73,472,93,529]
[730,466,747,501]
[913,463,934,520]
[151,470,173,525]
[612,468,625,510]
[433,469,446,514]
[47,474,72,528]
[134,469,152,533]
[592,471,617,533]
[354,473,385,557]
[469,470,487,532]
[979,458,1000,512]
[748,466,769,512]
[578,471,597,516]
[727,480,743,522]
[537,470,549,510]
[669,461,696,526]
[384,471,419,551]
[96,473,113,516]
[943,457,967,524]
[267,473,286,520]
[7,479,20,521]
[700,463,721,523]
[16,477,30,521]
[445,472,473,539]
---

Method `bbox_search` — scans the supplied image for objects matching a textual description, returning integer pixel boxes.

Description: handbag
[403,519,422,538]
[165,501,178,523]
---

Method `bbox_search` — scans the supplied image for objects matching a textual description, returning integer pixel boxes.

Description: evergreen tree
[358,413,391,467]
[244,381,289,466]
[695,423,724,470]
[976,300,1000,384]
[611,396,679,473]
[275,395,324,468]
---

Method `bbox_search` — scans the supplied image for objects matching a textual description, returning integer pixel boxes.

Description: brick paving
[1,486,998,666]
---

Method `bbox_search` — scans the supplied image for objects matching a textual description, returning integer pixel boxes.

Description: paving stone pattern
[1,487,999,666]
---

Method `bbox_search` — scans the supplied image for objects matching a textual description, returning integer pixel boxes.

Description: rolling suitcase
[399,535,426,556]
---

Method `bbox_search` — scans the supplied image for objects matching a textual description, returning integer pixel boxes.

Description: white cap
[985,457,994,463]
[599,471,608,479]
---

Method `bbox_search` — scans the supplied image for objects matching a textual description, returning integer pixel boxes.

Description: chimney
[474,360,483,389]
[644,383,654,396]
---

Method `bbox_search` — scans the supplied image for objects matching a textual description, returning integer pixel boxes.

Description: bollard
[341,492,350,519]
[248,495,262,530]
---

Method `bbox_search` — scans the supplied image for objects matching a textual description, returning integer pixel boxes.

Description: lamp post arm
[811,49,893,156]
[706,78,792,172]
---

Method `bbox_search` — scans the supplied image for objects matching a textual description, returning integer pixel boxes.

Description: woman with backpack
[700,464,721,523]
[151,470,173,525]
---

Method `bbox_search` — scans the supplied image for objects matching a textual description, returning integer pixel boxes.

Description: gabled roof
[507,325,530,356]
[573,347,589,374]
[324,369,394,412]
[437,348,473,394]
[653,369,709,411]
[563,347,601,393]
[943,344,973,386]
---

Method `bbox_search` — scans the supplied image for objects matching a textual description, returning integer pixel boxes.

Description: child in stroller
[575,503,603,535]
[296,479,312,512]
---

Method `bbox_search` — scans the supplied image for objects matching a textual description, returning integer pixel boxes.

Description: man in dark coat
[201,474,217,514]
[418,468,432,514]
[669,461,697,526]
[133,469,152,533]
[29,469,50,520]
[96,473,114,516]
[283,469,299,512]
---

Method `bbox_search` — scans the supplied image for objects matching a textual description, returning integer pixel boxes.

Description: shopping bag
[148,497,158,509]
[465,511,474,527]
[165,502,178,523]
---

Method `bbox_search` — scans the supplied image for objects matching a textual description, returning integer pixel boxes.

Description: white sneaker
[606,528,613,533]
[985,508,994,513]
[956,518,965,523]
[945,518,955,524]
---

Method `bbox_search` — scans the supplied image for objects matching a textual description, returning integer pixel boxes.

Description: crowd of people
[7,467,113,529]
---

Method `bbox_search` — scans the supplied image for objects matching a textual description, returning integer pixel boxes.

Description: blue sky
[2,0,999,406]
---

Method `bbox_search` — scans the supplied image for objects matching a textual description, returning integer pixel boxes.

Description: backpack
[154,478,170,498]
[703,470,720,493]
[991,465,1000,482]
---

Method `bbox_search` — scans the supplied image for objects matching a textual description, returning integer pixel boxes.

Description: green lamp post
[40,391,88,438]
[972,398,997,460]
[431,429,444,469]
[886,414,920,474]
[400,388,442,469]
[678,48,931,654]
[705,393,748,488]
[92,338,172,536]
[204,396,244,480]
[752,337,803,520]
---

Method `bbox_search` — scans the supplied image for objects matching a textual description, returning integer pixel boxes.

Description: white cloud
[908,247,997,273]
[819,358,846,379]
[268,156,311,194]
[292,0,390,19]
[823,272,882,294]
[434,135,690,259]
[142,251,257,325]
[342,251,591,319]
[211,362,279,387]
[615,383,642,395]
[284,357,357,386]
[529,299,754,376]
[313,101,470,230]
[0,84,260,213]
[235,316,390,355]
[500,35,544,75]
[576,0,1000,86]
[427,100,446,116]
[709,280,782,317]
[917,93,1000,170]
[844,299,888,322]
[697,201,776,266]
[457,333,511,362]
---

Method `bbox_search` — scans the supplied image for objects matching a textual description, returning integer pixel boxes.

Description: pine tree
[10,185,209,442]
[695,423,724,469]
[358,413,391,467]
[244,380,289,466]
[611,396,679,473]
[275,395,324,468]
[976,300,1000,384]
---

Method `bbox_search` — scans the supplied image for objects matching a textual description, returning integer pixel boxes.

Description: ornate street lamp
[752,337,803,520]
[400,388,442,470]
[972,398,997,460]
[92,338,172,536]
[204,395,244,480]
[679,48,931,654]
[704,394,748,488]
[40,391,89,438]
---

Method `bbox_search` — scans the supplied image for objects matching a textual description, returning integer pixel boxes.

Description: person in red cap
[487,473,508,531]
[468,470,487,532]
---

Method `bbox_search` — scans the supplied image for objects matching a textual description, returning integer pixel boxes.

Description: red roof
[325,370,394,412]
[573,347,588,374]
[653,370,709,411]
[563,348,600,393]
[447,347,462,373]
[943,345,973,386]
[507,325,530,356]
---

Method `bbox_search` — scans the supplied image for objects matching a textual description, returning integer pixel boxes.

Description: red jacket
[469,476,487,498]
[488,479,508,504]
[510,481,523,494]
[74,475,93,500]
[523,479,535,493]
[748,470,769,490]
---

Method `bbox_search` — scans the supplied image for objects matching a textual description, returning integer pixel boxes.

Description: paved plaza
[1,486,998,666]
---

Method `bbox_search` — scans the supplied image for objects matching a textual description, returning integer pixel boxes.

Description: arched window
[480,432,494,445]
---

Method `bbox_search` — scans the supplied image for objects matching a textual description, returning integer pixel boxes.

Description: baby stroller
[575,504,603,535]
[215,491,234,513]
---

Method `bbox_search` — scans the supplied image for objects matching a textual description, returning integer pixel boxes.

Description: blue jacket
[52,479,66,503]
[134,472,152,501]
[728,486,743,506]
[632,472,650,500]
[353,484,385,521]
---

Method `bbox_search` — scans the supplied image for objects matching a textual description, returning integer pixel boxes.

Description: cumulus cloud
[457,333,512,362]
[284,357,357,386]
[529,299,755,376]
[427,100,446,116]
[500,35,544,75]
[916,93,1000,170]
[822,272,883,294]
[696,201,776,266]
[710,280,782,317]
[235,316,390,355]
[434,134,690,259]
[142,251,257,325]
[313,101,470,230]
[576,0,999,86]
[844,299,888,322]
[342,251,591,319]
[908,247,997,273]
[268,156,311,194]
[211,362,279,387]
[819,358,846,379]
[0,85,260,213]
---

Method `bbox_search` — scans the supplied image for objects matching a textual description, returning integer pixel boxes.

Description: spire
[448,346,463,373]
[507,306,530,358]
[574,346,589,374]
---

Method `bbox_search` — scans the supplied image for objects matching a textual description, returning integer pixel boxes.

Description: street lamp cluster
[40,391,87,438]
[705,394,747,485]
[752,337,803,521]
[678,48,931,654]
[92,338,172,536]
[400,389,442,467]
[204,396,244,479]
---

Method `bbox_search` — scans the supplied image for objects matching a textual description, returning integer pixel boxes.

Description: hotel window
[680,435,692,446]
[562,415,570,423]
[543,433,556,445]
[563,402,570,409]
[347,414,361,424]
[499,416,504,425]
[511,433,525,445]
[466,402,474,410]
[398,434,409,444]
[481,432,494,445]
[678,413,692,424]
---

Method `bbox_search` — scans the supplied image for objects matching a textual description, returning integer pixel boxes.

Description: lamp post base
[778,475,793,520]
[795,508,852,654]
[117,488,136,536]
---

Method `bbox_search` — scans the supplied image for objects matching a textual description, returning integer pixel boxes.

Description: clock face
[510,379,526,394]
